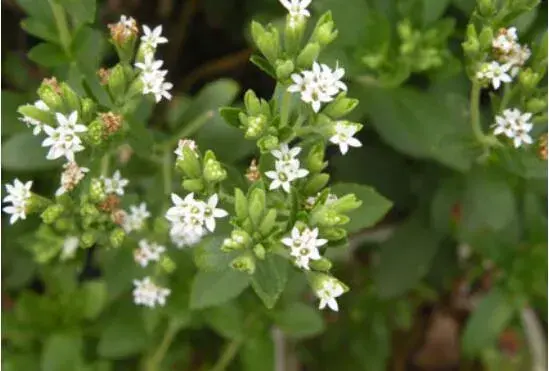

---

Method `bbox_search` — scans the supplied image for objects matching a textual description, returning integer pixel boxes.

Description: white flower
[20,100,49,135]
[137,55,173,103]
[152,81,173,102]
[42,112,87,162]
[316,279,345,312]
[141,25,168,48]
[103,170,129,196]
[492,27,518,54]
[120,15,137,29]
[55,162,89,196]
[123,202,151,233]
[492,108,534,148]
[282,226,327,270]
[265,144,309,192]
[2,179,32,224]
[60,236,79,261]
[203,194,228,232]
[512,122,533,148]
[271,143,301,162]
[279,0,311,18]
[133,277,171,308]
[265,161,296,193]
[476,61,512,90]
[134,239,166,267]
[174,139,198,160]
[329,122,362,155]
[135,53,164,74]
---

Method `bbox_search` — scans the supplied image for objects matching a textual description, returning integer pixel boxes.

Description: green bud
[233,229,252,247]
[230,254,256,275]
[250,21,280,64]
[38,80,63,111]
[81,98,97,123]
[296,42,321,69]
[108,64,127,103]
[245,115,267,139]
[126,77,144,100]
[257,135,279,153]
[322,227,347,241]
[253,244,266,260]
[135,43,156,65]
[259,208,277,236]
[312,208,349,227]
[519,68,541,90]
[54,218,71,232]
[307,143,326,173]
[60,82,81,114]
[176,146,201,178]
[304,173,330,195]
[203,158,227,183]
[89,178,106,202]
[80,203,100,218]
[41,204,64,224]
[479,27,494,50]
[248,188,266,227]
[85,120,104,146]
[331,194,362,213]
[182,179,205,193]
[463,24,480,57]
[81,231,97,248]
[244,90,262,116]
[160,255,176,274]
[526,98,547,113]
[323,93,359,118]
[310,11,338,47]
[478,0,495,17]
[284,15,306,56]
[306,271,349,294]
[109,228,125,248]
[234,188,248,221]
[27,194,53,214]
[275,59,295,81]
[309,257,333,272]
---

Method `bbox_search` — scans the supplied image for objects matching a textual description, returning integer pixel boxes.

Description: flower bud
[526,98,546,113]
[27,194,53,214]
[259,208,277,236]
[312,208,349,227]
[85,120,105,146]
[307,143,326,173]
[245,115,268,139]
[234,188,248,221]
[248,188,266,227]
[54,218,71,232]
[160,255,176,274]
[275,59,295,81]
[38,78,63,112]
[80,203,100,218]
[478,0,495,17]
[251,21,280,65]
[296,42,320,69]
[323,93,359,118]
[182,179,205,193]
[81,231,97,248]
[519,68,541,90]
[108,64,128,103]
[331,194,362,213]
[321,227,347,241]
[41,204,64,224]
[244,89,262,116]
[81,98,97,123]
[230,254,256,275]
[109,228,125,248]
[304,173,330,195]
[257,135,279,153]
[462,24,480,57]
[479,27,494,50]
[176,146,201,178]
[253,244,266,260]
[60,82,81,114]
[89,178,106,203]
[310,12,338,47]
[108,17,138,63]
[306,271,349,293]
[203,159,227,184]
[309,257,333,272]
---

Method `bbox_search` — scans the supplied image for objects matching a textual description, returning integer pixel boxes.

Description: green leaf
[28,43,69,67]
[422,0,451,24]
[71,27,105,71]
[497,147,547,179]
[219,107,242,129]
[2,132,61,171]
[189,270,250,309]
[373,217,440,298]
[249,55,276,78]
[240,332,274,371]
[250,254,289,309]
[42,332,83,371]
[21,17,58,44]
[2,91,29,137]
[430,176,463,235]
[203,302,244,339]
[97,301,148,359]
[273,302,325,338]
[57,0,96,26]
[331,183,393,233]
[356,85,475,172]
[461,288,517,357]
[101,247,141,301]
[194,236,236,272]
[15,0,54,23]
[82,280,107,320]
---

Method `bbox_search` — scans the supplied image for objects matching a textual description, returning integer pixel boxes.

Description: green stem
[279,90,292,128]
[145,320,181,371]
[100,154,111,177]
[48,0,72,54]
[210,338,243,371]
[499,84,514,111]
[162,148,173,197]
[167,110,214,148]
[470,81,486,145]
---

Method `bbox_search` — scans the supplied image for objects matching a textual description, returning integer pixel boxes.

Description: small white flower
[282,226,327,270]
[135,53,164,74]
[141,25,168,48]
[492,108,534,148]
[152,81,173,102]
[133,277,171,308]
[316,279,345,312]
[512,122,533,148]
[60,236,79,261]
[20,100,49,135]
[134,239,166,267]
[265,161,296,193]
[476,61,512,90]
[103,170,129,196]
[203,194,228,232]
[271,143,301,162]
[174,139,198,160]
[55,162,89,196]
[56,111,88,132]
[2,179,32,224]
[120,15,137,30]
[279,0,311,18]
[42,112,87,162]
[329,122,362,155]
[123,202,151,233]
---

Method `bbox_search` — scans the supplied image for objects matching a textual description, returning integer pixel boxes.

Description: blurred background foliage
[1,0,547,370]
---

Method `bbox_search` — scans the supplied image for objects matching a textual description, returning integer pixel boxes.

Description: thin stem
[146,320,181,371]
[499,84,514,111]
[470,81,485,144]
[210,338,243,371]
[162,147,173,197]
[279,90,292,129]
[48,0,72,54]
[100,154,110,177]
[167,110,214,148]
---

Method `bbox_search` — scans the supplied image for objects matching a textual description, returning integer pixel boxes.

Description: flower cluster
[282,226,327,270]
[108,15,138,44]
[42,111,88,162]
[2,179,33,224]
[265,144,309,193]
[132,276,171,308]
[165,193,228,248]
[20,100,49,135]
[329,121,362,155]
[288,62,347,112]
[134,239,166,267]
[476,27,530,89]
[122,203,151,233]
[135,25,172,102]
[56,162,89,196]
[493,108,533,148]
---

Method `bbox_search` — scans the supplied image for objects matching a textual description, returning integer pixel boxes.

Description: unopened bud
[182,179,205,193]
[248,188,266,226]
[108,64,127,103]
[109,228,125,248]
[244,89,262,116]
[38,77,63,111]
[89,178,106,202]
[253,244,266,260]
[309,257,333,272]
[230,254,256,275]
[203,158,227,183]
[100,112,124,137]
[81,98,97,123]
[85,120,105,146]
[310,12,338,47]
[245,115,267,139]
[304,173,330,195]
[251,21,280,64]
[257,135,279,153]
[306,143,326,173]
[160,255,176,274]
[259,208,277,236]
[296,42,320,69]
[479,27,494,50]
[478,0,495,17]
[41,204,64,224]
[275,59,295,81]
[81,231,97,248]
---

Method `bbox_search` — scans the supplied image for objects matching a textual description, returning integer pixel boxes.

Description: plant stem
[280,90,292,128]
[162,147,173,197]
[146,320,181,371]
[48,0,72,55]
[210,338,243,371]
[100,154,110,177]
[470,81,486,145]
